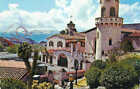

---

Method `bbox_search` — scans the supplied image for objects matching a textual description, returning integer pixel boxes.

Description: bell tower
[95,0,123,60]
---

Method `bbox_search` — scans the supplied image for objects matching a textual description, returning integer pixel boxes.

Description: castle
[40,0,140,71]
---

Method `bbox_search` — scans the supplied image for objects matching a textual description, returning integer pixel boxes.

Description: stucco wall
[47,37,66,50]
[100,25,121,52]
[85,30,96,54]
[100,0,119,17]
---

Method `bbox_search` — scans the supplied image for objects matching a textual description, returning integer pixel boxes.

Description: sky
[0,0,140,34]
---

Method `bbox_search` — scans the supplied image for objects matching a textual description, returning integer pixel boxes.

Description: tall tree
[18,42,39,89]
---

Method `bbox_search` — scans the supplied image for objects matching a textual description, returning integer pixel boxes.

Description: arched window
[81,42,85,47]
[57,41,63,47]
[110,7,116,17]
[58,54,68,67]
[49,41,54,47]
[101,7,106,17]
[109,39,112,46]
[100,0,102,3]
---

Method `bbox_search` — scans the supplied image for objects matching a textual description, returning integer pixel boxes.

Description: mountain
[0,30,59,43]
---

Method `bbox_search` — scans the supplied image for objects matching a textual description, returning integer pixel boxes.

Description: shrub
[0,78,27,89]
[6,44,19,53]
[91,60,107,69]
[119,56,140,76]
[85,67,101,89]
[120,39,134,53]
[100,64,138,89]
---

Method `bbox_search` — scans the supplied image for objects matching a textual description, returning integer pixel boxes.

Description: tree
[6,44,19,53]
[85,67,101,89]
[120,39,134,53]
[18,42,39,89]
[60,30,66,34]
[107,47,122,63]
[0,44,4,52]
[119,55,140,76]
[100,64,138,89]
[91,60,106,70]
[85,60,106,89]
[0,78,27,89]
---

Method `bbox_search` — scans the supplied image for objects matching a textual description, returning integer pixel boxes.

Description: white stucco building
[40,21,87,71]
[40,0,140,71]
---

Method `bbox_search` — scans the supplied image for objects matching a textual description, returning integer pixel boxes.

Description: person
[70,81,73,89]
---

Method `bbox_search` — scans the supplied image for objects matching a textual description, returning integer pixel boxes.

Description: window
[73,45,76,51]
[109,39,112,46]
[57,41,63,47]
[101,7,106,17]
[81,42,85,47]
[49,41,54,47]
[100,0,102,3]
[110,7,116,17]
[66,43,70,47]
[94,40,96,53]
[50,56,53,64]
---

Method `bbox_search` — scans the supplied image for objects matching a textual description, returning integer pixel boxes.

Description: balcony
[95,17,123,25]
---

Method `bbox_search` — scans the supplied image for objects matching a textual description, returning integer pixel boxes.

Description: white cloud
[8,3,19,10]
[56,0,68,8]
[120,2,140,23]
[0,5,67,33]
[0,1,140,35]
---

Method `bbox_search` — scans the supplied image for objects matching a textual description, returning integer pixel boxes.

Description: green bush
[100,64,138,89]
[0,78,27,89]
[119,56,140,76]
[0,44,4,52]
[6,44,19,53]
[120,39,134,53]
[91,60,107,69]
[85,67,101,89]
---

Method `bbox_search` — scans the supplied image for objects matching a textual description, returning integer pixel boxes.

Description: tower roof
[67,21,75,26]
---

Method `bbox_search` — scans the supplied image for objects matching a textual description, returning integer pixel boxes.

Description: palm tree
[18,42,39,89]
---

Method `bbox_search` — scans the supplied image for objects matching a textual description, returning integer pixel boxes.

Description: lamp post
[69,74,74,89]
[74,60,79,85]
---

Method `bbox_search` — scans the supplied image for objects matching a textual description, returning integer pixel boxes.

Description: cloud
[55,0,68,8]
[0,1,140,35]
[8,4,19,10]
[0,5,67,34]
[120,2,140,23]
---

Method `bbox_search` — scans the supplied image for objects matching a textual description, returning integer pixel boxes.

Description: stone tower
[95,0,123,60]
[66,21,77,35]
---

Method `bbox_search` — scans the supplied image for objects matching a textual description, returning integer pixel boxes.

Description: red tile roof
[47,32,85,40]
[121,28,140,33]
[129,33,140,37]
[0,37,14,46]
[48,48,71,54]
[0,67,28,80]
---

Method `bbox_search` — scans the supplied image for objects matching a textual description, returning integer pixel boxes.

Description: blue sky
[0,0,140,34]
[0,0,138,12]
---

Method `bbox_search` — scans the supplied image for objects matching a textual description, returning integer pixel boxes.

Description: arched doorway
[58,54,68,67]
